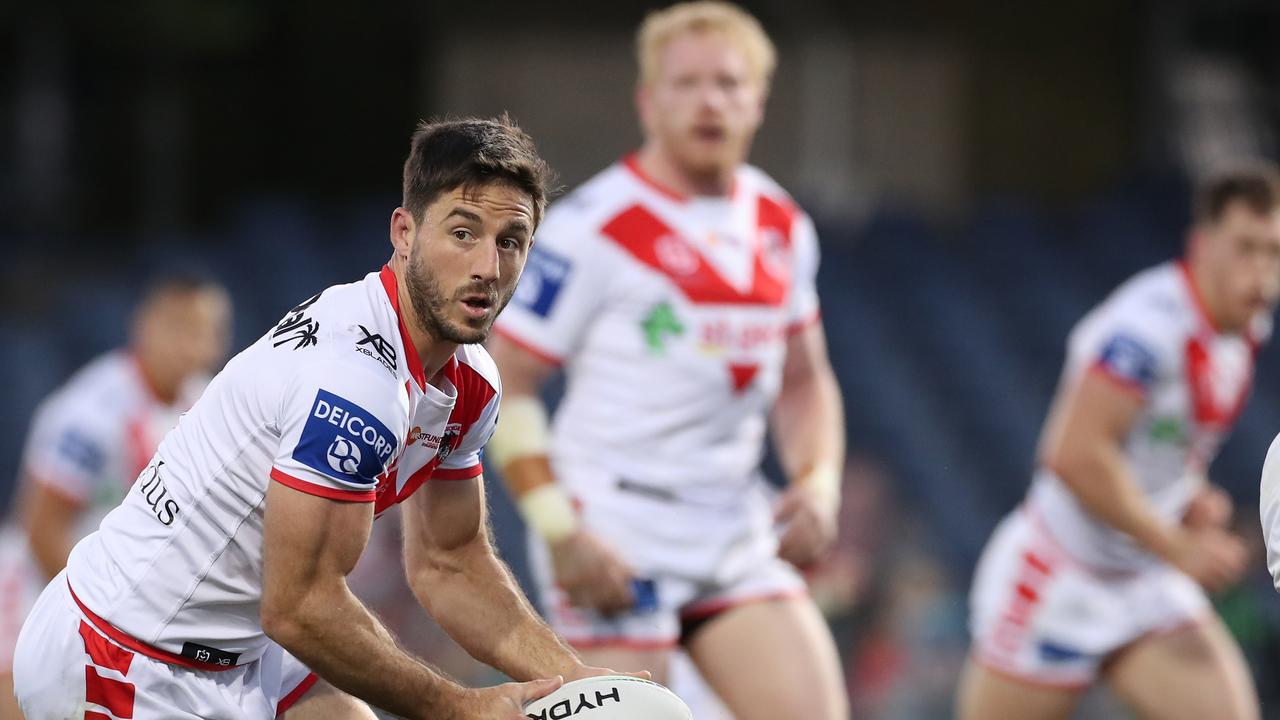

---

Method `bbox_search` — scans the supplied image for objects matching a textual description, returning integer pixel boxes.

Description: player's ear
[390,207,415,261]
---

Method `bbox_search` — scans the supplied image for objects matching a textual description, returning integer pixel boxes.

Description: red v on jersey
[600,196,796,307]
[600,195,799,394]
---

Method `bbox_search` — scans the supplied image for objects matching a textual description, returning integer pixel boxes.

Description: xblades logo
[356,324,397,373]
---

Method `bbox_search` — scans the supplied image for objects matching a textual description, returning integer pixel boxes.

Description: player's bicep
[1043,369,1145,475]
[778,319,833,391]
[402,475,485,578]
[262,480,373,611]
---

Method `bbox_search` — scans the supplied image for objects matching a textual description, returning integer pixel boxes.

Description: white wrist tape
[518,484,579,544]
[487,395,551,469]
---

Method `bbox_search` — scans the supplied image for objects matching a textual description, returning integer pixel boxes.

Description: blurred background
[4,0,1280,717]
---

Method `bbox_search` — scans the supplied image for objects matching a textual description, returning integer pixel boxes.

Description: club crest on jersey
[654,235,700,276]
[513,247,572,317]
[294,390,397,485]
[436,423,462,464]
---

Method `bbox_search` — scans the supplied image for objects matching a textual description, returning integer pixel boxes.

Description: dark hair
[1194,162,1280,224]
[402,115,555,226]
[139,270,225,306]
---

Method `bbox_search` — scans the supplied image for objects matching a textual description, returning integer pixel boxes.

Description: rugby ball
[524,675,692,720]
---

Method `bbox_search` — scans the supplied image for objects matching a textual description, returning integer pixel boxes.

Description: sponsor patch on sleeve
[511,246,572,318]
[1097,334,1158,389]
[54,428,105,477]
[292,390,398,485]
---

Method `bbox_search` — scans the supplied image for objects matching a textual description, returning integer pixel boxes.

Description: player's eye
[498,238,520,251]
[453,229,473,242]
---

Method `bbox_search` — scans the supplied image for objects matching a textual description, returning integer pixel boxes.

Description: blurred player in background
[0,273,231,720]
[487,3,848,718]
[961,166,1280,720]
[14,117,632,719]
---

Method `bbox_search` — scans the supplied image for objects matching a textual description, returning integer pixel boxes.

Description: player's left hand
[1183,484,1233,529]
[774,483,837,568]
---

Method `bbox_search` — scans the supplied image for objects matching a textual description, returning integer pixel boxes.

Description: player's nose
[470,238,501,281]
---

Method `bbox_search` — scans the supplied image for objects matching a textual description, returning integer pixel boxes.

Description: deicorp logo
[293,389,397,484]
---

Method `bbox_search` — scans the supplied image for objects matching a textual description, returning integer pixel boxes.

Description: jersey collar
[1177,259,1222,335]
[621,152,740,202]
[379,264,427,391]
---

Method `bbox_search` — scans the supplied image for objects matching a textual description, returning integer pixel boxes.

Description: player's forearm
[24,520,73,581]
[1049,446,1178,559]
[263,583,465,719]
[772,366,846,493]
[410,536,580,681]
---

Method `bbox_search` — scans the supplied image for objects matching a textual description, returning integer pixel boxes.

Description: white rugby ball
[523,675,692,720]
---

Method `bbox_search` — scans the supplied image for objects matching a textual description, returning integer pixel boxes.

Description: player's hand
[451,676,563,720]
[1167,525,1247,592]
[549,531,635,615]
[1182,484,1233,529]
[774,482,837,568]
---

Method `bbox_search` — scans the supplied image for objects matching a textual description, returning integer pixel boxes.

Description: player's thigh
[280,678,376,720]
[955,657,1081,720]
[685,596,846,720]
[575,647,674,687]
[0,673,20,720]
[1105,616,1258,720]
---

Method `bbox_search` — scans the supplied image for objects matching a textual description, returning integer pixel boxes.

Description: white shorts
[14,571,315,719]
[969,510,1210,688]
[0,527,44,673]
[531,474,806,648]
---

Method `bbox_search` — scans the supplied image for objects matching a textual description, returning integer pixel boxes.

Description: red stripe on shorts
[276,672,319,716]
[85,713,114,720]
[79,620,134,674]
[85,666,136,718]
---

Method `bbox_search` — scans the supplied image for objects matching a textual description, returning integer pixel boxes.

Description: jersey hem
[270,468,377,503]
[785,309,822,336]
[68,581,239,673]
[431,463,484,481]
[1086,361,1148,399]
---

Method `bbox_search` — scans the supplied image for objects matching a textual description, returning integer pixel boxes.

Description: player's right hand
[1167,525,1248,592]
[451,676,563,720]
[549,531,635,615]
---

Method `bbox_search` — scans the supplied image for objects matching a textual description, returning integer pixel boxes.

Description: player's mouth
[459,293,494,319]
[692,125,727,143]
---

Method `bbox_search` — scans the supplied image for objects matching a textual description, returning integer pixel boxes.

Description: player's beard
[405,246,513,345]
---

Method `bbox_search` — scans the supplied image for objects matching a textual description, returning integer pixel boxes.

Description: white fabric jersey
[14,350,204,535]
[0,352,204,671]
[62,266,500,670]
[1028,261,1265,570]
[495,156,821,501]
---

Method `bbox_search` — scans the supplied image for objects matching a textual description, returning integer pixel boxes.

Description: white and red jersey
[63,266,500,670]
[494,156,821,501]
[1028,261,1266,570]
[11,351,205,540]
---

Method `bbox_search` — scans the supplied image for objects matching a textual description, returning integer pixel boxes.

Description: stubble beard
[406,247,515,345]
